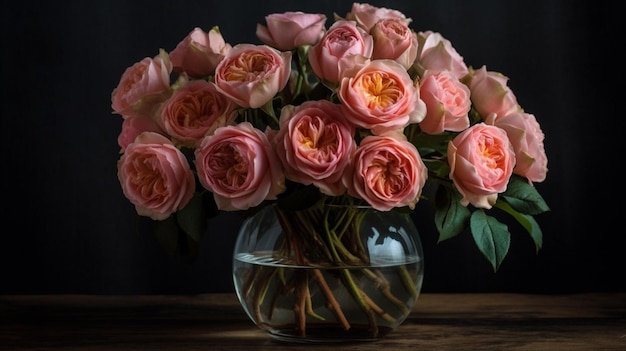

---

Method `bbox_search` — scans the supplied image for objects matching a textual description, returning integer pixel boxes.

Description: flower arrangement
[111,2,549,275]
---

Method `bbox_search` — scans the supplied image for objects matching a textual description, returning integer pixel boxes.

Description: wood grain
[1,293,624,350]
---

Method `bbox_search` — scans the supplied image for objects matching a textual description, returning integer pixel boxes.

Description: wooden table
[1,293,625,350]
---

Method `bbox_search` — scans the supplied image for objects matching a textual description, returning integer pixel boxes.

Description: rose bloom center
[359,73,400,108]
[209,145,248,188]
[223,53,273,82]
[478,136,506,170]
[296,116,338,158]
[134,156,166,197]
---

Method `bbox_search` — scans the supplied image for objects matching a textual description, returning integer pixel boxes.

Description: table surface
[1,292,625,351]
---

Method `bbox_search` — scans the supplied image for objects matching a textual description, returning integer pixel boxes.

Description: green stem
[398,265,419,299]
[311,269,350,330]
[248,201,416,337]
[330,232,363,264]
[322,205,382,335]
[339,269,378,336]
[361,289,397,324]
[323,209,343,264]
[251,266,277,323]
[304,281,326,321]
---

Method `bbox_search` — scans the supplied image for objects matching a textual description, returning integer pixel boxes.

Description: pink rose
[344,2,411,32]
[214,44,291,108]
[117,132,195,221]
[169,27,232,78]
[194,122,286,211]
[485,111,548,183]
[117,113,164,153]
[272,100,356,196]
[308,20,373,84]
[418,70,471,134]
[111,49,173,118]
[159,80,237,147]
[414,31,469,79]
[344,134,427,211]
[371,18,418,70]
[256,12,327,51]
[338,59,426,135]
[466,65,521,119]
[447,123,515,209]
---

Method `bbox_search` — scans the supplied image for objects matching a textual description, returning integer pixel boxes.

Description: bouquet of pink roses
[111,2,549,272]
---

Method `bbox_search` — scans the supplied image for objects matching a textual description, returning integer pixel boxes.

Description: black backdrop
[1,0,623,294]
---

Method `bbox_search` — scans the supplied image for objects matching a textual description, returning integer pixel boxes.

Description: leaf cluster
[431,174,550,271]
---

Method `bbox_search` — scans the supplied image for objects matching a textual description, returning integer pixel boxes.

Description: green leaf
[521,214,542,253]
[260,99,277,122]
[501,175,550,215]
[413,131,455,156]
[423,158,451,179]
[434,185,471,242]
[468,106,483,124]
[470,210,511,272]
[494,200,543,253]
[176,192,207,242]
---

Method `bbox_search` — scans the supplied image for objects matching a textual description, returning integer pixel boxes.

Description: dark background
[1,0,623,295]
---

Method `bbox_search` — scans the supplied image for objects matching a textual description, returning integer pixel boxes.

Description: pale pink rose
[214,44,291,108]
[447,123,515,209]
[338,59,426,135]
[343,134,427,211]
[256,12,327,51]
[117,132,195,221]
[117,113,165,153]
[370,18,418,70]
[414,31,469,79]
[111,49,173,118]
[169,27,232,78]
[418,70,471,134]
[308,20,373,84]
[159,80,237,148]
[194,122,286,211]
[485,111,548,183]
[344,2,411,32]
[466,65,521,120]
[272,100,357,196]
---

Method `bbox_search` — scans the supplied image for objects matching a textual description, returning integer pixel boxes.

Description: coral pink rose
[370,18,418,70]
[214,44,291,108]
[338,59,426,135]
[485,111,548,183]
[344,2,411,32]
[447,123,515,209]
[418,70,471,134]
[117,113,164,153]
[111,49,173,118]
[272,100,356,196]
[414,31,469,79]
[194,122,286,211]
[308,20,373,84]
[159,80,236,147]
[466,65,521,119]
[117,132,195,221]
[169,27,232,78]
[344,134,427,211]
[256,12,326,51]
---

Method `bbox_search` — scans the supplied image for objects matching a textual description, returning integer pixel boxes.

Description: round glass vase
[232,201,424,343]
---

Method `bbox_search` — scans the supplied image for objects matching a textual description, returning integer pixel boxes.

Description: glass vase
[232,201,424,343]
